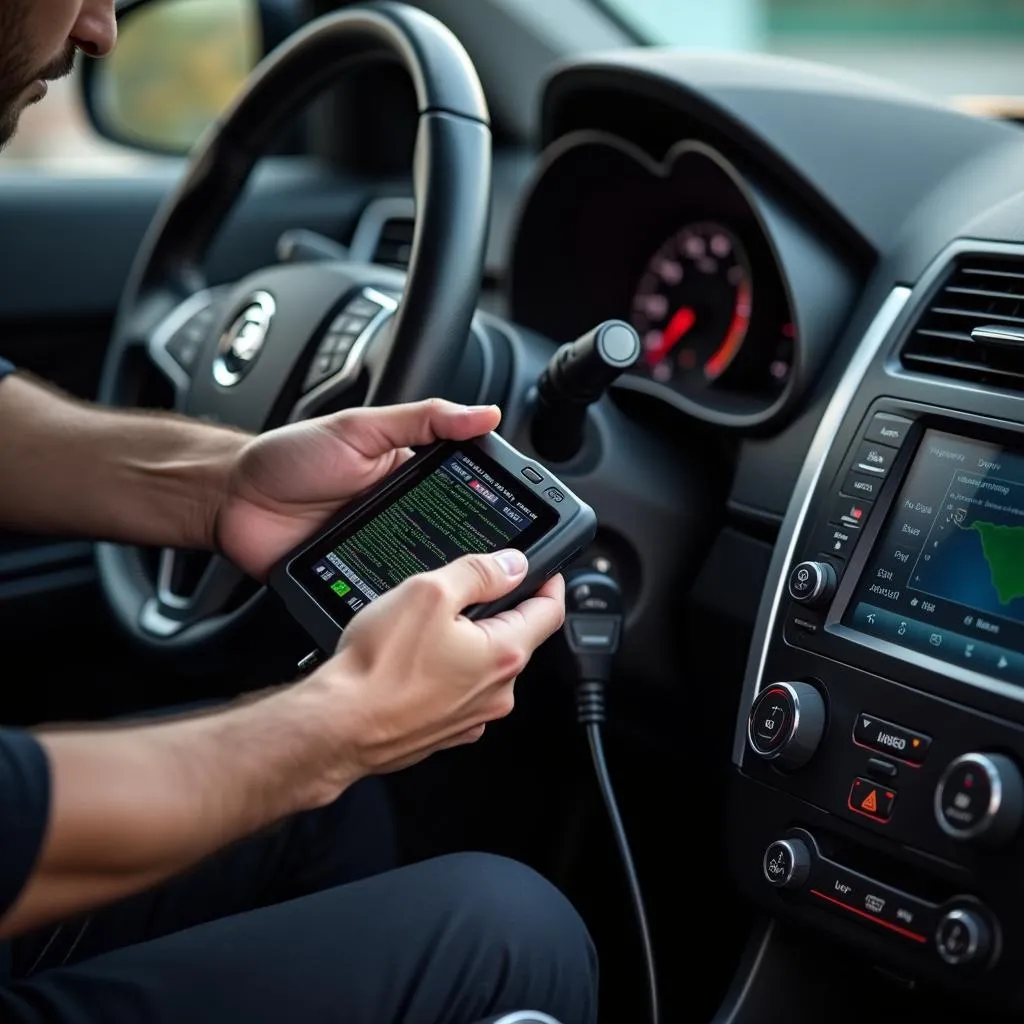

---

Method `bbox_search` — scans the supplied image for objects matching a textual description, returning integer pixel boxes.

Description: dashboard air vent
[901,255,1024,390]
[371,214,414,269]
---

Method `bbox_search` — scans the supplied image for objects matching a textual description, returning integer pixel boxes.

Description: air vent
[901,254,1024,390]
[349,197,416,271]
[371,215,415,269]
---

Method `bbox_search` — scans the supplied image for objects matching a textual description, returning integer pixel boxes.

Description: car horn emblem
[213,291,276,386]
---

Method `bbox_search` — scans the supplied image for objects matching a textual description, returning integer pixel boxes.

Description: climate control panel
[760,830,1001,970]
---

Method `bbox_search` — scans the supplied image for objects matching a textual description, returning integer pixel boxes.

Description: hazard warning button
[848,776,896,823]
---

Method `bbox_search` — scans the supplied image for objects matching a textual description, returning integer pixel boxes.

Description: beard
[0,1,77,151]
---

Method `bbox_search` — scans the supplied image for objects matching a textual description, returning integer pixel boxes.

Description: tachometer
[630,222,752,386]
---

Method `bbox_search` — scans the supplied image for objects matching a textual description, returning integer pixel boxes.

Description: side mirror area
[80,0,300,155]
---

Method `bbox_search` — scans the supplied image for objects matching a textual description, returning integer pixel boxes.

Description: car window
[598,0,1024,100]
[0,0,256,173]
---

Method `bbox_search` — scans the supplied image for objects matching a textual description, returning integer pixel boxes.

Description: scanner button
[521,467,543,484]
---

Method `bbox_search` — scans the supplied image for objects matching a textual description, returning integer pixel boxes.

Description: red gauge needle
[646,306,696,365]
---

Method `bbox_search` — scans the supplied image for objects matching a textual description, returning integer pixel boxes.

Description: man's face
[0,0,117,149]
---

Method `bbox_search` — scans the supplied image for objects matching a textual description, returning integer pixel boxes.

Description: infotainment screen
[846,429,1024,684]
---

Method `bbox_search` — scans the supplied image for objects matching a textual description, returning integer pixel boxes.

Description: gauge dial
[630,222,753,387]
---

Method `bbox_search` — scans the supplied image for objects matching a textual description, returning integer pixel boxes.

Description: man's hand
[215,399,501,580]
[311,549,566,781]
[9,548,563,938]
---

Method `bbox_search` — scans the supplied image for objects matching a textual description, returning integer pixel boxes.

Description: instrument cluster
[508,135,810,429]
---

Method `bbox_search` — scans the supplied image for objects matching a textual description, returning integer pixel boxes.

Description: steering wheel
[95,1,491,653]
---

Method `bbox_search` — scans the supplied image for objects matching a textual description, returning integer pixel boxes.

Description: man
[0,2,597,1022]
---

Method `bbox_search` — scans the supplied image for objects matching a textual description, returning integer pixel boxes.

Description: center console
[731,242,1024,1008]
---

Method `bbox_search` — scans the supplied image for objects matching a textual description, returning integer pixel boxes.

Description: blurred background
[4,0,1023,171]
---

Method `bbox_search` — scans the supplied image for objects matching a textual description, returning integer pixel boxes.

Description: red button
[848,777,896,822]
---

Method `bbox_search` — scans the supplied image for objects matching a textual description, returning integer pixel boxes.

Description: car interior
[6,0,1024,1020]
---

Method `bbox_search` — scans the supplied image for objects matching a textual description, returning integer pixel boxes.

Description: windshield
[599,0,1024,100]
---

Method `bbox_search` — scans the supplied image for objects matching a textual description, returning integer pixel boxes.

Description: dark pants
[1,780,597,1023]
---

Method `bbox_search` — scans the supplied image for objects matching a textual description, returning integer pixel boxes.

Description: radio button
[841,470,884,501]
[829,494,872,531]
[853,713,931,764]
[865,413,913,449]
[852,439,898,477]
[849,776,897,822]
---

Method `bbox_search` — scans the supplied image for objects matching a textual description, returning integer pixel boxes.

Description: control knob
[934,752,1024,845]
[762,837,811,890]
[787,560,837,608]
[747,681,826,769]
[935,907,994,968]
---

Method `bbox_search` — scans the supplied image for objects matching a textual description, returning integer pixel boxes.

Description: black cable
[576,682,660,1024]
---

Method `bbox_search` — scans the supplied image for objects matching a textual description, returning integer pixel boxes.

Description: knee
[433,853,598,1021]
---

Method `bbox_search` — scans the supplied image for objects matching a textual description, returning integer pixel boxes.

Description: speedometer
[630,222,753,386]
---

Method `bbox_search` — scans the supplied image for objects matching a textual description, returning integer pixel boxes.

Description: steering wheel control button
[829,495,872,532]
[934,752,1024,844]
[762,839,810,890]
[787,560,837,608]
[521,466,544,484]
[853,712,931,765]
[166,305,216,372]
[747,681,826,769]
[935,908,992,967]
[841,470,883,502]
[848,777,896,822]
[345,296,383,319]
[865,413,913,450]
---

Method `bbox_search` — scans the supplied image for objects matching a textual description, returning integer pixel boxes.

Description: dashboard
[500,45,1024,1022]
[510,136,804,426]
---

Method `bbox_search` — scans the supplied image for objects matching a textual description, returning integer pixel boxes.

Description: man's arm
[0,549,564,940]
[0,373,244,549]
[0,682,347,938]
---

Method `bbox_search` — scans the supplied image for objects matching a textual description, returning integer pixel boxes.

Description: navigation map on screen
[847,430,1024,683]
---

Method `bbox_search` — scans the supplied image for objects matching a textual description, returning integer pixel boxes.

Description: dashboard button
[841,470,883,501]
[747,682,826,769]
[852,439,898,477]
[787,560,837,607]
[866,757,898,780]
[934,752,1024,844]
[820,524,855,559]
[829,494,872,531]
[865,413,913,449]
[853,713,931,764]
[750,687,793,753]
[935,908,992,967]
[848,776,896,822]
[763,838,811,889]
